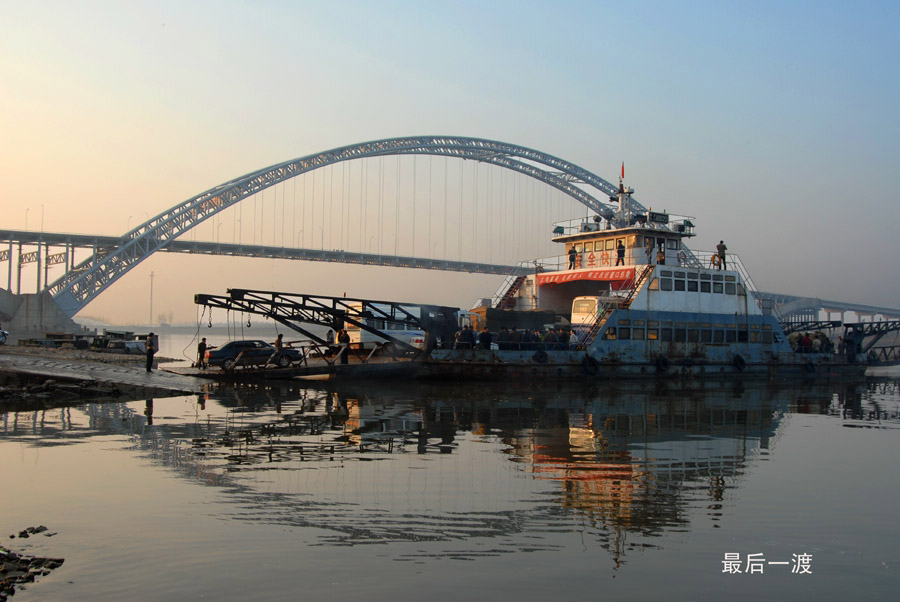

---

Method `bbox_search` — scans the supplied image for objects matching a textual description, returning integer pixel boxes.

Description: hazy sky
[2,0,899,324]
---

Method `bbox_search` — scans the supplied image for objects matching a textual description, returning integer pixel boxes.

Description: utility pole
[149,271,154,326]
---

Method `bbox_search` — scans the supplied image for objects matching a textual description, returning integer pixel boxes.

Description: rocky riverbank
[1,527,64,601]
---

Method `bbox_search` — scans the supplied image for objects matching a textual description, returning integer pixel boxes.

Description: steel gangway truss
[194,289,462,355]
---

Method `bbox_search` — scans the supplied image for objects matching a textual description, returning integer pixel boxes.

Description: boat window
[762,332,773,343]
[618,327,631,340]
[714,330,725,343]
[591,241,602,252]
[725,283,736,295]
[633,320,645,326]
[687,272,698,279]
[750,332,761,343]
[649,278,659,290]
[713,274,724,281]
[649,320,660,327]
[713,283,724,293]
[750,323,760,329]
[618,319,631,326]
[660,328,673,341]
[647,329,658,340]
[687,329,699,342]
[603,328,616,340]
[667,239,680,250]
[715,323,725,328]
[726,330,737,343]
[700,273,712,280]
[700,282,711,293]
[725,275,736,282]
[688,281,699,292]
[701,329,712,343]
[674,329,686,342]
[674,271,686,278]
[660,270,673,277]
[574,243,583,252]
[674,279,686,291]
[738,329,748,343]
[762,324,772,330]
[660,278,673,291]
[633,328,645,340]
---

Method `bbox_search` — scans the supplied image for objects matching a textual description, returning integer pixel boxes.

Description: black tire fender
[655,356,670,373]
[733,354,746,372]
[532,349,549,364]
[582,355,600,375]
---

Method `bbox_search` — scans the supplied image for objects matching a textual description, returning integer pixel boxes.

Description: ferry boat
[424,177,867,379]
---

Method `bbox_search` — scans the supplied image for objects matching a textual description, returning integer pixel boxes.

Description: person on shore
[197,337,207,369]
[716,240,727,270]
[145,332,158,373]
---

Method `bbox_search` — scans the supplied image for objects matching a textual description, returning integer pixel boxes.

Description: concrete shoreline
[0,347,208,412]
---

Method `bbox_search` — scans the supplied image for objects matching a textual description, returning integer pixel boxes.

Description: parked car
[205,339,303,370]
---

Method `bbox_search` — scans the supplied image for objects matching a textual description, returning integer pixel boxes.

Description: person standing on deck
[568,247,577,270]
[615,240,625,266]
[338,329,351,364]
[716,240,727,270]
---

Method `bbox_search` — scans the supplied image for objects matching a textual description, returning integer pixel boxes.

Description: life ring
[732,354,746,371]
[655,356,670,373]
[582,355,600,375]
[601,251,610,266]
[710,255,721,268]
[532,349,549,364]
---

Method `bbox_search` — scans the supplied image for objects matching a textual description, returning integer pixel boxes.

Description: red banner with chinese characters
[536,267,635,286]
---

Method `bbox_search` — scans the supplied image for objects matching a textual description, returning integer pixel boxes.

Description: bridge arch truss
[49,136,637,317]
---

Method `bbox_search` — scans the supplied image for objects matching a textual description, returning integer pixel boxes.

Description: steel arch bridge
[48,136,645,317]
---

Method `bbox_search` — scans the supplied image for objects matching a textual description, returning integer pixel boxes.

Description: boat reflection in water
[69,379,869,559]
[4,376,900,600]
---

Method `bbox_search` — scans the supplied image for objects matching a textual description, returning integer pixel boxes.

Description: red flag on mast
[621,162,625,180]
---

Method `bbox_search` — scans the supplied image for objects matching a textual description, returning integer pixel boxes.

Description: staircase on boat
[577,265,654,347]
[493,274,527,309]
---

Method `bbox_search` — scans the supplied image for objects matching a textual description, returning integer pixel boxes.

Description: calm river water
[2,364,899,600]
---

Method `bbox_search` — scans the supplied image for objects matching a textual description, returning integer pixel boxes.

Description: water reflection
[3,377,898,564]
